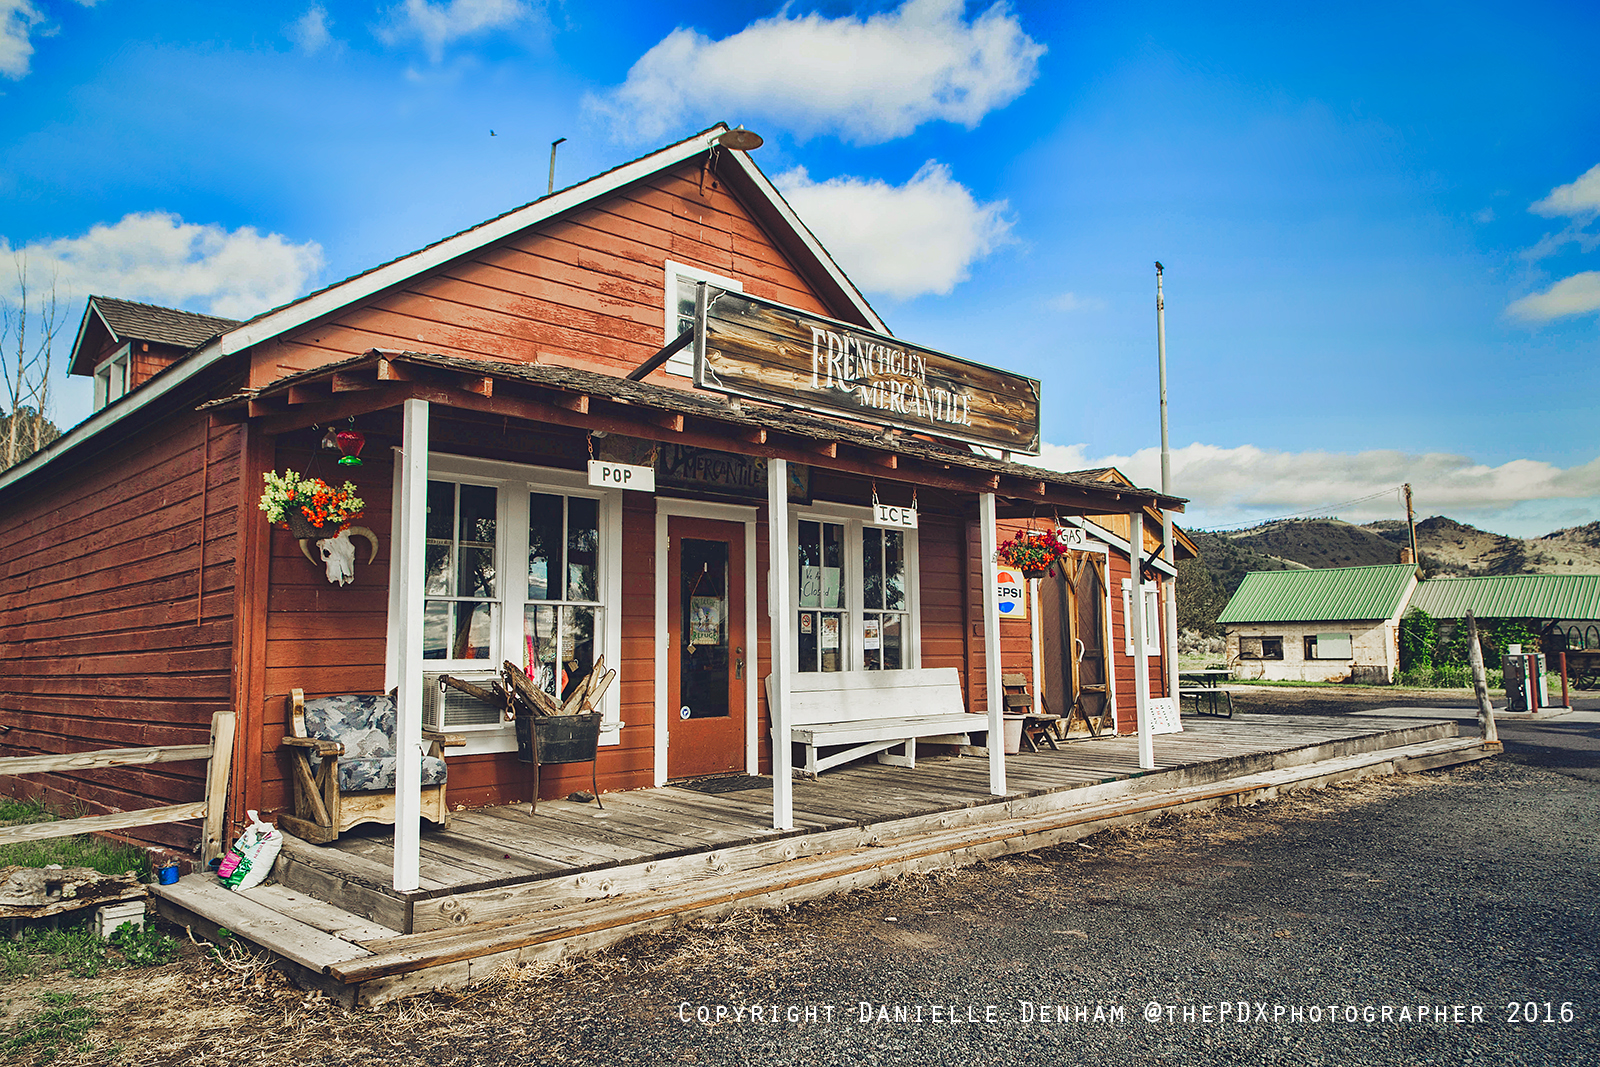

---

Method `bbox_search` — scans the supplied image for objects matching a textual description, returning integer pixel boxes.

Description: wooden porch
[151,712,1496,1005]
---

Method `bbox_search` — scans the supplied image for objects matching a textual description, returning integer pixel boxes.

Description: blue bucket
[156,863,180,885]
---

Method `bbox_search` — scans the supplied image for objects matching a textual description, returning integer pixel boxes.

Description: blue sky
[3,0,1599,536]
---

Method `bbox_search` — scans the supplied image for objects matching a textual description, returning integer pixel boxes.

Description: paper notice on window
[800,566,821,607]
[822,567,842,608]
[690,596,721,645]
[820,615,840,650]
[863,617,881,651]
[800,612,813,635]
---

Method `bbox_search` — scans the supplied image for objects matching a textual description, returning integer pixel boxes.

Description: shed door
[1040,553,1113,736]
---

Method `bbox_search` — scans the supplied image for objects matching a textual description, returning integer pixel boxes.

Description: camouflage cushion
[338,755,449,792]
[302,694,448,791]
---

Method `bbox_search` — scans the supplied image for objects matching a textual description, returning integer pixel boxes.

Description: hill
[1179,514,1600,634]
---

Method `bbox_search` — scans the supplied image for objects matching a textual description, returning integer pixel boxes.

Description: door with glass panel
[666,517,746,779]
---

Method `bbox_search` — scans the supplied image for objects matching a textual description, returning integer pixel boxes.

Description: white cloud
[290,4,336,55]
[587,0,1045,145]
[1531,162,1600,218]
[381,0,531,63]
[1034,441,1600,533]
[0,0,97,80]
[1507,271,1600,322]
[0,0,45,79]
[776,162,1011,299]
[2,212,325,320]
[1049,291,1106,313]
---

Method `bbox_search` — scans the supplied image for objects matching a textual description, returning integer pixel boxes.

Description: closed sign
[588,460,655,492]
[870,502,918,529]
[996,568,1027,618]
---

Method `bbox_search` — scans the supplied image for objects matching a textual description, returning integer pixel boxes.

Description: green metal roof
[1406,574,1600,621]
[1218,564,1418,624]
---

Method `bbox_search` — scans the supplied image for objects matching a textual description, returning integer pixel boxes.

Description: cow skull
[299,526,379,585]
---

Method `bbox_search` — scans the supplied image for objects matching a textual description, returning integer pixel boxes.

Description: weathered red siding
[0,413,240,846]
[253,163,834,388]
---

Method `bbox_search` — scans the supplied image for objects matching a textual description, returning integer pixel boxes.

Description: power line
[1191,484,1408,533]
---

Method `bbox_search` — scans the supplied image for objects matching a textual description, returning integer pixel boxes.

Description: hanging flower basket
[259,471,365,538]
[996,529,1062,578]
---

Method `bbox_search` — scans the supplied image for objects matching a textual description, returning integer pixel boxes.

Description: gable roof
[1407,573,1600,622]
[0,124,882,496]
[67,296,241,376]
[1218,563,1418,624]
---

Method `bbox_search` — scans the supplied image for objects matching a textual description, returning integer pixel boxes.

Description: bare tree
[1,255,63,470]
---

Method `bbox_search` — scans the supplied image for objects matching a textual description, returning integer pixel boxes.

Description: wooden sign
[655,445,810,502]
[693,287,1041,454]
[587,460,655,492]
[869,501,918,529]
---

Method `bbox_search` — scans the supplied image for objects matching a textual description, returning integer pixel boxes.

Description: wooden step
[150,874,376,1004]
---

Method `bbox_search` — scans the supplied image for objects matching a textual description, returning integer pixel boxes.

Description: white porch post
[767,458,794,830]
[1130,509,1155,770]
[1163,512,1179,706]
[979,492,1006,795]
[393,398,429,892]
[1029,578,1043,716]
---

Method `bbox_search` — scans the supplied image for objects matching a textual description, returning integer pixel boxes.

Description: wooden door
[1040,553,1113,736]
[666,517,747,779]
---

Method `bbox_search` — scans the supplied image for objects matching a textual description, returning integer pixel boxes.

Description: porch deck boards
[312,713,1433,903]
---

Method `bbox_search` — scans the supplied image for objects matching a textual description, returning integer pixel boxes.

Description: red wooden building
[0,127,1182,865]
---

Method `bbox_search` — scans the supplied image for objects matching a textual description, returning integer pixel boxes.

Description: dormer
[67,296,240,412]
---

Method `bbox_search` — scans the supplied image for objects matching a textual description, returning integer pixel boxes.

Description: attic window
[663,261,741,377]
[1239,636,1284,660]
[93,344,132,411]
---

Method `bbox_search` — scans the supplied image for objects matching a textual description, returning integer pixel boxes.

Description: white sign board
[996,567,1027,620]
[1056,525,1087,549]
[1147,696,1183,734]
[869,502,918,529]
[587,460,655,492]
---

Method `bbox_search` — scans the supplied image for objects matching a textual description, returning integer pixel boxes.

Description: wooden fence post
[202,711,237,864]
[1465,612,1499,747]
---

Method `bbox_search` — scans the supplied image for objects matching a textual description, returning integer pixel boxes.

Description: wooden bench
[769,667,981,777]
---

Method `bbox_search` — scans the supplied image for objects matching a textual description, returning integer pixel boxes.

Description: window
[393,458,620,753]
[796,519,846,672]
[663,261,742,377]
[1239,636,1285,660]
[1305,632,1353,660]
[423,481,498,662]
[1121,578,1161,656]
[861,527,908,670]
[524,493,603,700]
[93,345,131,411]
[792,508,919,673]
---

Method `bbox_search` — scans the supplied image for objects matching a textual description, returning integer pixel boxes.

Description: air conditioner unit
[422,671,504,731]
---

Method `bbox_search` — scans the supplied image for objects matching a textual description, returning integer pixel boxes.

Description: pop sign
[996,567,1027,619]
[588,460,655,492]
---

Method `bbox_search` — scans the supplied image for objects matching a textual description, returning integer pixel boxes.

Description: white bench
[768,667,982,777]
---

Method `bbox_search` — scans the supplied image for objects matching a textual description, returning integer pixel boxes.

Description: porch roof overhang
[210,348,1185,518]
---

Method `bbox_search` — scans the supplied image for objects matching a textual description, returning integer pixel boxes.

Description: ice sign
[996,568,1027,619]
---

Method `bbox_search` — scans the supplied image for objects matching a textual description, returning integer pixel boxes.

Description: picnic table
[1179,669,1235,718]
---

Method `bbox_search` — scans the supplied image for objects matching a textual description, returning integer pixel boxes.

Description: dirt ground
[4,686,1585,1066]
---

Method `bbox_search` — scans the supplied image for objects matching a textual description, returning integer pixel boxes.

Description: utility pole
[1404,482,1419,569]
[1157,263,1178,702]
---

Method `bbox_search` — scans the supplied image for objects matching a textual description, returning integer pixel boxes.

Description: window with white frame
[1121,577,1162,656]
[792,508,918,672]
[93,345,131,411]
[393,458,621,752]
[663,260,742,377]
